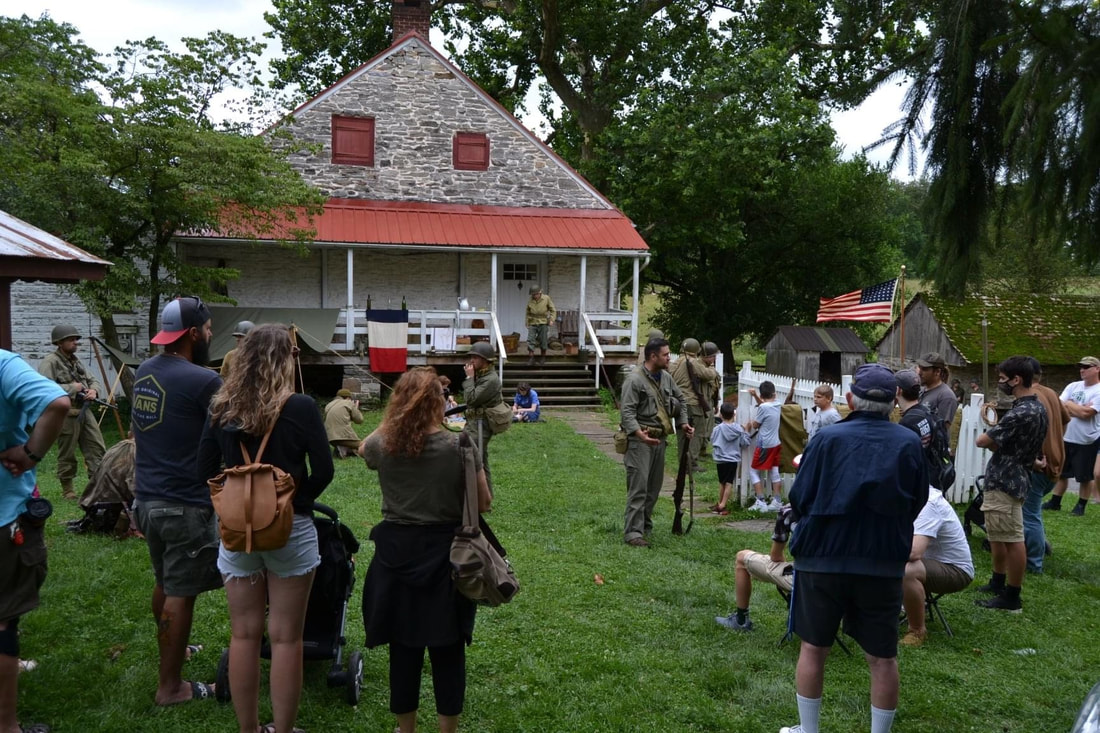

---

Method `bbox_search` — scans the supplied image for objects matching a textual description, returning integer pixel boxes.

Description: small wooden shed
[764,326,869,383]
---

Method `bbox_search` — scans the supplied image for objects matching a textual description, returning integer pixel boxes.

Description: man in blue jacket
[781,363,928,733]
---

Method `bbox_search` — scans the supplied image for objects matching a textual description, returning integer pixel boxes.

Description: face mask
[997,379,1015,396]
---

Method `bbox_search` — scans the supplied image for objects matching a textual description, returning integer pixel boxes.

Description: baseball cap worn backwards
[1079,356,1100,368]
[151,297,212,345]
[851,363,897,403]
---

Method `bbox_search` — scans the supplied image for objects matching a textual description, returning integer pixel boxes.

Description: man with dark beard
[131,297,223,705]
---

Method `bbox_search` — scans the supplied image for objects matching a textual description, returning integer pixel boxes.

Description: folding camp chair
[900,590,954,638]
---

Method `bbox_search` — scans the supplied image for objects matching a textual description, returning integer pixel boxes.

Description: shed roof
[0,208,111,282]
[186,198,649,253]
[881,292,1100,366]
[773,326,869,354]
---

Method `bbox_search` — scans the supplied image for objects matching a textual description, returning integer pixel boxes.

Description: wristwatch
[23,444,43,463]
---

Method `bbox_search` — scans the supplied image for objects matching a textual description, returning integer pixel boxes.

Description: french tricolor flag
[367,309,409,373]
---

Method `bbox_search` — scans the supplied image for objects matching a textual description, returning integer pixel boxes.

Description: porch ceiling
[193,198,650,253]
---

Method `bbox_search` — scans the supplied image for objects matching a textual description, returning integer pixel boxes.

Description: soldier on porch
[524,285,556,366]
[37,324,108,500]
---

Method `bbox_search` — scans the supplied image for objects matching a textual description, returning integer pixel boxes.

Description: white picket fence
[731,362,989,507]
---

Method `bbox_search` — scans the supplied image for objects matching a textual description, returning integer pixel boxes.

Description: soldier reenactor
[524,286,556,366]
[464,341,505,491]
[670,338,719,462]
[38,325,108,499]
[219,319,254,380]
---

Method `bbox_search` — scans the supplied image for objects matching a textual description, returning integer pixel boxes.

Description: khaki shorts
[922,558,973,595]
[744,551,793,593]
[981,490,1024,543]
[0,523,47,623]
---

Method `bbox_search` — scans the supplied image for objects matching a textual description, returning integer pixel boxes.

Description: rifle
[76,390,119,412]
[672,426,696,536]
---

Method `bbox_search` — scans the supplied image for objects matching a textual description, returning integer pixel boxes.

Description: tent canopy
[207,307,341,361]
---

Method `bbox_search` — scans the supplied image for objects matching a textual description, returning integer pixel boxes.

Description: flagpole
[899,266,906,367]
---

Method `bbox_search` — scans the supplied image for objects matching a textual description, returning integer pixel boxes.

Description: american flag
[816,278,898,323]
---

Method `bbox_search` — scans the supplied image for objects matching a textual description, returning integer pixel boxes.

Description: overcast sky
[11,0,918,178]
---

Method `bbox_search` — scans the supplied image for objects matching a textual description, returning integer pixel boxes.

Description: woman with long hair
[197,324,334,733]
[359,367,491,733]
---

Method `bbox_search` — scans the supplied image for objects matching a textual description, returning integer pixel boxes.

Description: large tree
[600,43,904,362]
[0,15,325,348]
[872,0,1100,296]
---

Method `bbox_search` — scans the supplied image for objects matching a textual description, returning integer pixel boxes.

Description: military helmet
[646,328,665,340]
[469,341,495,360]
[51,324,81,344]
[232,320,255,337]
[680,337,701,355]
[702,341,720,357]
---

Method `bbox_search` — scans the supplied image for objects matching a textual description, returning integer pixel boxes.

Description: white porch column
[490,252,498,314]
[608,256,617,309]
[578,255,587,350]
[630,257,640,350]
[320,248,328,308]
[345,248,354,350]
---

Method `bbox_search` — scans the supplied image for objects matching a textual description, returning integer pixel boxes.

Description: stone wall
[270,38,608,210]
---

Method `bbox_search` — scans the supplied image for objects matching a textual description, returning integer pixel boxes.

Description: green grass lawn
[16,412,1100,731]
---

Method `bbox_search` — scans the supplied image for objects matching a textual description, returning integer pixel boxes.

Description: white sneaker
[749,497,768,512]
[764,497,783,512]
[779,727,804,733]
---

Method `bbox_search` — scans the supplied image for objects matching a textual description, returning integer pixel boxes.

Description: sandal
[185,643,203,661]
[260,725,305,733]
[717,508,730,516]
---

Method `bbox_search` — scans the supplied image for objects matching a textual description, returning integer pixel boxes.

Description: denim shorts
[218,513,320,580]
[134,500,222,597]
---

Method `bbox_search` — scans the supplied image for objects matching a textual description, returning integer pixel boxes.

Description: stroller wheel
[216,649,231,702]
[345,650,364,706]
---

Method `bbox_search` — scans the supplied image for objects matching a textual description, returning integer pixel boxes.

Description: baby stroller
[215,502,365,705]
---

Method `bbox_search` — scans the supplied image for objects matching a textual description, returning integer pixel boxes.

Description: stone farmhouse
[10,1,650,403]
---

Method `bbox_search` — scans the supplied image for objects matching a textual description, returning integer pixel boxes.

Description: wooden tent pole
[290,325,305,393]
[91,338,126,436]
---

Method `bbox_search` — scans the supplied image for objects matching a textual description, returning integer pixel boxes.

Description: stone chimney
[393,0,431,42]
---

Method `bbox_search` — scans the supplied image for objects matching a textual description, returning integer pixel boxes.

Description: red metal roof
[0,208,111,283]
[195,198,649,252]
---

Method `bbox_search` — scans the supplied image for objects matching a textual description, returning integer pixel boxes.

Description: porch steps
[503,362,602,409]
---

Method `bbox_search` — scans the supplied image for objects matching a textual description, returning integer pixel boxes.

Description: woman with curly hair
[359,367,491,733]
[197,323,333,733]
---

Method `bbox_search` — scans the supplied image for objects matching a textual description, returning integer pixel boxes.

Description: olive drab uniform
[620,366,689,542]
[525,291,557,364]
[324,396,364,458]
[463,365,504,491]
[670,354,718,459]
[38,348,107,497]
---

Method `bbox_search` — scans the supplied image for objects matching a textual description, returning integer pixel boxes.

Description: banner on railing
[367,309,409,372]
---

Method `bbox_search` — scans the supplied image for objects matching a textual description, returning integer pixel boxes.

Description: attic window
[332,115,375,166]
[453,132,490,171]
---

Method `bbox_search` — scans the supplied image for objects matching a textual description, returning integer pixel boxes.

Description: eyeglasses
[1079,364,1096,370]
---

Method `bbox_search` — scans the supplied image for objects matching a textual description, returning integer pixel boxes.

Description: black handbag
[450,433,519,606]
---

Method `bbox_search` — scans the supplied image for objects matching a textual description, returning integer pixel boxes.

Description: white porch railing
[735,361,989,508]
[580,312,606,389]
[578,311,636,353]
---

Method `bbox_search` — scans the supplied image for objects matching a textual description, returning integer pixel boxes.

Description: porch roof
[0,208,111,282]
[192,198,650,253]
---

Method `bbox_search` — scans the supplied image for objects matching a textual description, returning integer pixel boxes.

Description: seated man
[716,505,793,631]
[900,486,974,646]
[512,382,540,422]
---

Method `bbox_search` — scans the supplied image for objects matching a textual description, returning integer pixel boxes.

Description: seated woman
[439,375,463,424]
[512,382,540,422]
[359,368,492,733]
[198,324,334,733]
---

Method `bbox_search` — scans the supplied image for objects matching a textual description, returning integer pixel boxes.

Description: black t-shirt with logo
[132,354,221,506]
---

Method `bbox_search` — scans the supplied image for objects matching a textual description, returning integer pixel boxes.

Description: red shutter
[332,116,375,166]
[453,132,490,171]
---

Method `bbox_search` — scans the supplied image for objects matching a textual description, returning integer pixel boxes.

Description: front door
[498,256,544,336]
